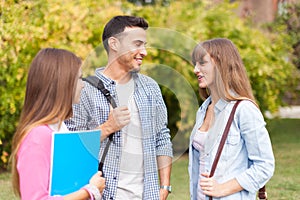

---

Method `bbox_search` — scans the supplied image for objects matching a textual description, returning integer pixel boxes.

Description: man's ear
[108,37,119,52]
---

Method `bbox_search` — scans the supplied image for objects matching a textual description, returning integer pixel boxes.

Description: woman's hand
[200,173,224,198]
[89,171,106,194]
[200,173,243,198]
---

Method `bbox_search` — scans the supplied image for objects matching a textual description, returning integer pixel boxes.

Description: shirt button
[113,176,117,180]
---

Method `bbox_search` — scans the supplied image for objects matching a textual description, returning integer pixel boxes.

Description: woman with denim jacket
[188,38,275,200]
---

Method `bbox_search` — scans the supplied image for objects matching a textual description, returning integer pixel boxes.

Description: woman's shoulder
[238,100,260,111]
[30,124,52,134]
[24,125,53,144]
[18,125,53,156]
[237,100,264,119]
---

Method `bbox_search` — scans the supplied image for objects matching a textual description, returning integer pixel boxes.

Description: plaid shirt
[65,68,173,200]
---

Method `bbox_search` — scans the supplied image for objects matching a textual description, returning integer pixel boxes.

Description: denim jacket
[188,97,275,200]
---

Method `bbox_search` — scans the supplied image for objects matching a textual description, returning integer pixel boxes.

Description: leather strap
[83,76,117,175]
[209,100,241,179]
[208,100,267,200]
[208,101,240,200]
[258,185,267,200]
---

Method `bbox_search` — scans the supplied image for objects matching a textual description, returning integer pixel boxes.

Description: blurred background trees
[1,0,299,170]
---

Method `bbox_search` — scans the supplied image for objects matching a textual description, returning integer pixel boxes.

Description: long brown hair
[10,48,82,196]
[192,38,255,103]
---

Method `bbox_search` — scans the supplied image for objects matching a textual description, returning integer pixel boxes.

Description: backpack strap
[83,76,117,108]
[83,76,117,174]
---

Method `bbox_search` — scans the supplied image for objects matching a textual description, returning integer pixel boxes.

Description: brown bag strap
[208,100,266,200]
[258,185,267,200]
[209,100,241,178]
[208,100,241,200]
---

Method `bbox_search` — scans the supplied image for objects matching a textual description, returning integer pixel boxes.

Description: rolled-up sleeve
[153,83,173,158]
[235,101,275,193]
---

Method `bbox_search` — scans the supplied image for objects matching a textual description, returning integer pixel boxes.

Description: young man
[66,16,173,200]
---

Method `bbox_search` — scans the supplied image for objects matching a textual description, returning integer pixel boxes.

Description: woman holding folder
[10,48,105,200]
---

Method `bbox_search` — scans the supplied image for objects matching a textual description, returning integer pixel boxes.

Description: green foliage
[1,0,299,169]
[264,1,300,104]
[0,0,123,170]
[272,2,300,69]
[132,0,300,152]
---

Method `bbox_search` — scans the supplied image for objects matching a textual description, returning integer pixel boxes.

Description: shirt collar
[200,97,230,114]
[199,96,212,111]
[95,67,139,87]
[95,67,116,86]
[215,98,230,113]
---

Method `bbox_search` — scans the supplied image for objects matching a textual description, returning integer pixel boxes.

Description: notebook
[49,130,101,196]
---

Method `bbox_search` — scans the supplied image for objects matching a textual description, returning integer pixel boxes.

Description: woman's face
[73,67,84,104]
[193,53,216,89]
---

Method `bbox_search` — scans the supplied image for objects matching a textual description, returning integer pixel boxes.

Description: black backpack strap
[83,76,117,174]
[83,76,117,108]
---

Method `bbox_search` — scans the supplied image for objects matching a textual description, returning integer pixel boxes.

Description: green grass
[266,118,300,199]
[0,172,18,200]
[1,118,299,199]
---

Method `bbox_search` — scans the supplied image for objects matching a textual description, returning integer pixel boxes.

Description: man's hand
[158,156,172,200]
[110,106,131,130]
[98,106,130,140]
[159,188,169,200]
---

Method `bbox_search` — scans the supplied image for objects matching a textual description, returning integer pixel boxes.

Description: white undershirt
[116,78,144,199]
[48,122,69,132]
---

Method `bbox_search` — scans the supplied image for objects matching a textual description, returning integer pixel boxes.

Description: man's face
[115,27,147,72]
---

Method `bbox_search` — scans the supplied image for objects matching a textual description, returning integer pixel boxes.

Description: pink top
[192,129,208,200]
[17,125,63,200]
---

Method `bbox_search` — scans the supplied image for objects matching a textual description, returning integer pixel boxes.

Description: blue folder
[49,130,101,196]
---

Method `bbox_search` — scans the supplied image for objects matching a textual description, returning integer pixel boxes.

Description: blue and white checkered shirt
[65,68,173,200]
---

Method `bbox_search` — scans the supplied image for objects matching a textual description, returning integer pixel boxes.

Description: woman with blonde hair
[188,38,275,200]
[11,48,105,200]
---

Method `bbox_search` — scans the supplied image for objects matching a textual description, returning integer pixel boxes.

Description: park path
[265,105,300,119]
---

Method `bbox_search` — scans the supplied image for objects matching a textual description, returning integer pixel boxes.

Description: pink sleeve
[17,125,63,200]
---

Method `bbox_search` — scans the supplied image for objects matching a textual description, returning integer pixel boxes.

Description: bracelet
[160,185,172,193]
[82,184,102,200]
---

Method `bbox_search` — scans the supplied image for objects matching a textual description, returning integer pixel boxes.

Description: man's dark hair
[102,15,148,53]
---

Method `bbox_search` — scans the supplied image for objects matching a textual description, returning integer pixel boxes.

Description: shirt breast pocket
[226,133,240,146]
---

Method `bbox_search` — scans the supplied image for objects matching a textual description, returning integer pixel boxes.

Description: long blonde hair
[192,38,256,103]
[10,48,82,196]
